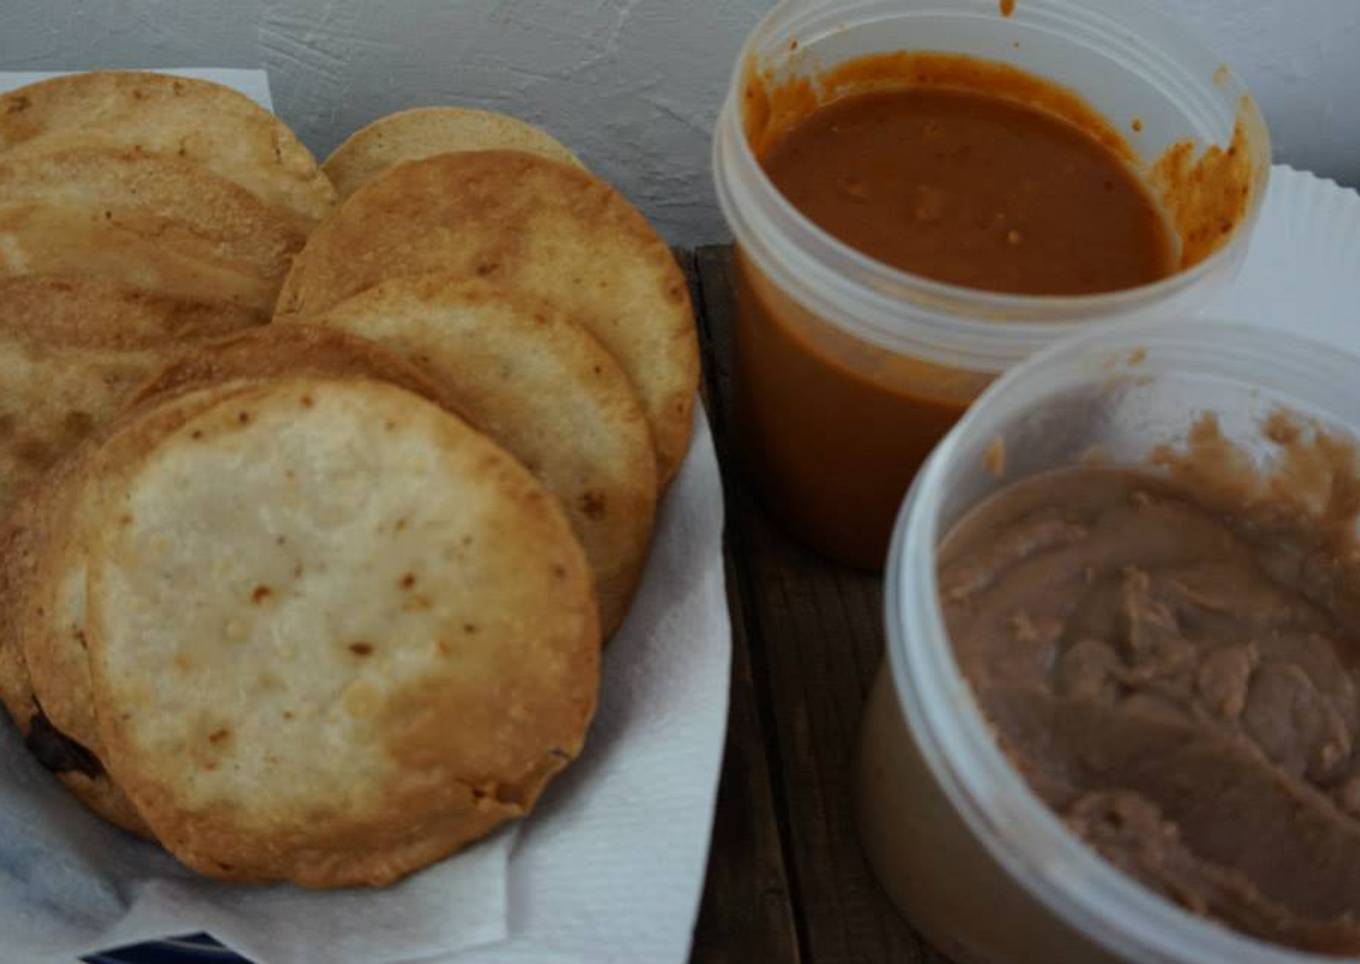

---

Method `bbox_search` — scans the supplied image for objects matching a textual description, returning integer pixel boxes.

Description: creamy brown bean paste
[940,418,1360,954]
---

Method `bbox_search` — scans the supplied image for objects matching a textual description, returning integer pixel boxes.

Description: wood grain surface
[686,246,950,963]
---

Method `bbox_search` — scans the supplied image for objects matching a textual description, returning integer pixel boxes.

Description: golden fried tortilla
[0,383,265,838]
[0,147,307,312]
[299,274,657,635]
[0,276,261,349]
[85,379,600,886]
[0,71,334,227]
[323,105,582,200]
[276,150,698,484]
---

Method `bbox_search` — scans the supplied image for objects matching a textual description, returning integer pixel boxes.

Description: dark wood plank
[694,245,952,964]
[678,248,802,964]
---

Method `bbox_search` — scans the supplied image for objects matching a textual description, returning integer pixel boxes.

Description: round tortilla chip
[0,382,264,838]
[85,378,600,886]
[299,274,657,635]
[16,325,464,767]
[0,275,261,349]
[0,323,451,523]
[0,71,334,227]
[323,106,582,200]
[0,281,264,559]
[0,147,307,312]
[276,150,698,484]
[125,323,462,413]
[0,338,165,515]
[6,328,456,839]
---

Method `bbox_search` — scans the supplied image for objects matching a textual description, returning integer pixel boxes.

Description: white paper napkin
[1205,164,1360,351]
[0,67,731,964]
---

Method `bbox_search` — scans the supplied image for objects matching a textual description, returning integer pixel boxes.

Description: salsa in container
[712,0,1270,568]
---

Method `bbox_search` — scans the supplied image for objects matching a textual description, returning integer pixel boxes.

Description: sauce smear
[762,86,1175,295]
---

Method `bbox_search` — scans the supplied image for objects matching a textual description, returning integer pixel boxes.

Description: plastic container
[857,319,1360,964]
[712,0,1271,569]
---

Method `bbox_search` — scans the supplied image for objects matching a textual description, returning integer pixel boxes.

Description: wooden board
[680,247,803,964]
[690,246,951,963]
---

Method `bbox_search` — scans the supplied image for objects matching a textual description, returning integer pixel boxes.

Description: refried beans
[940,430,1360,954]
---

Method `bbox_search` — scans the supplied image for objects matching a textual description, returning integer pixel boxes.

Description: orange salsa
[761,85,1175,295]
[734,53,1184,567]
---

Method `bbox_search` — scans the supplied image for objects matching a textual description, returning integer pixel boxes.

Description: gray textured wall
[1,0,1356,244]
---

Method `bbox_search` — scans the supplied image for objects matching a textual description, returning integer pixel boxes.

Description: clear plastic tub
[712,0,1271,569]
[858,319,1360,964]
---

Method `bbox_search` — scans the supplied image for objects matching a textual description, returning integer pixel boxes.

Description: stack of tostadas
[0,76,697,887]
